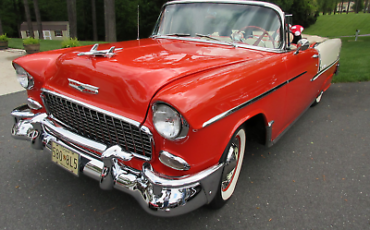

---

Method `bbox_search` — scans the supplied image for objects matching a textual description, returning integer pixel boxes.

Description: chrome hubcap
[221,141,239,191]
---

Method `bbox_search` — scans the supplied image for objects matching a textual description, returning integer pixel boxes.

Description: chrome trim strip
[43,118,108,153]
[41,88,142,128]
[311,58,340,82]
[288,71,307,83]
[202,71,307,127]
[152,36,286,53]
[143,163,223,188]
[68,78,99,94]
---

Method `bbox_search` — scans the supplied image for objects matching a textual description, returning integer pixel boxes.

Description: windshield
[154,3,283,49]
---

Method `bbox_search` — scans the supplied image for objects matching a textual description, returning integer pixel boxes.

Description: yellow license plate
[51,142,80,176]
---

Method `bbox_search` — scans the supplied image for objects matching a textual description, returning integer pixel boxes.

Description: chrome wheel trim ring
[221,129,246,200]
[316,91,323,103]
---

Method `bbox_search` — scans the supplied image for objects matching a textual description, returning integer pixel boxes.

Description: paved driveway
[1,81,369,229]
[0,49,26,96]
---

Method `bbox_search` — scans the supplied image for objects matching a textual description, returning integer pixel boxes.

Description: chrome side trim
[288,71,307,83]
[41,88,142,128]
[68,79,99,94]
[203,72,307,128]
[311,58,340,82]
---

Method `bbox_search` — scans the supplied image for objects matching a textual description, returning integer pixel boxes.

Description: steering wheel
[239,26,275,49]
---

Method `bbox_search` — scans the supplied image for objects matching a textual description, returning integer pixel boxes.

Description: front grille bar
[41,89,153,160]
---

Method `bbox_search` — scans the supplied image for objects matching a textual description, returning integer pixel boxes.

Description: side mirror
[294,39,310,55]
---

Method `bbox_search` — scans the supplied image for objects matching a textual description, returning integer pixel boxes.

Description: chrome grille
[43,92,152,158]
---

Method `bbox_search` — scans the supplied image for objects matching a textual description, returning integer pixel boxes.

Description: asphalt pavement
[1,80,369,229]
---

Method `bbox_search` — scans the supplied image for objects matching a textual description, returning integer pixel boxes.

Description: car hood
[32,38,265,123]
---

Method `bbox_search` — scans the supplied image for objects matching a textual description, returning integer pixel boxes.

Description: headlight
[152,103,189,140]
[14,64,34,89]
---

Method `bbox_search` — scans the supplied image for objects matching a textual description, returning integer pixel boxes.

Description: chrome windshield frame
[151,0,287,53]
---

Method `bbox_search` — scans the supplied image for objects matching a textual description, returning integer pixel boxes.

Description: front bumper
[11,104,223,217]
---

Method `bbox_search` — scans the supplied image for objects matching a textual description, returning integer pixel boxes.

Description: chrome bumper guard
[11,104,223,217]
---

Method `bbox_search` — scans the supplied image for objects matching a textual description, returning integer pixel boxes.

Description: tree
[104,0,116,42]
[289,0,319,27]
[352,0,364,13]
[92,0,98,41]
[364,0,369,13]
[346,0,351,13]
[333,0,338,14]
[23,0,34,38]
[33,0,43,39]
[0,11,3,35]
[67,0,77,38]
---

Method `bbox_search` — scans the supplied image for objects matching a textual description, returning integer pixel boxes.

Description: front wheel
[209,128,246,208]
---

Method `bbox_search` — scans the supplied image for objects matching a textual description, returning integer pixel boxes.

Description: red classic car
[11,0,341,216]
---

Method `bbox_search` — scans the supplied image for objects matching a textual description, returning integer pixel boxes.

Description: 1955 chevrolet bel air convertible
[11,0,341,216]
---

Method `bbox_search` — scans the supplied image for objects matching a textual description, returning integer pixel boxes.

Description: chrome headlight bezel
[152,103,189,140]
[14,63,34,90]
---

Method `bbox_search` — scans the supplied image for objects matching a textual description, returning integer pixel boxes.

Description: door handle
[312,54,319,58]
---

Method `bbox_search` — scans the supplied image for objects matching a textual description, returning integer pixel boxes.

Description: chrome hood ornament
[68,79,99,94]
[77,44,121,58]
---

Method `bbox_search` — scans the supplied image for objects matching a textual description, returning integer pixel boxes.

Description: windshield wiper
[195,33,236,47]
[195,33,220,41]
[163,33,191,37]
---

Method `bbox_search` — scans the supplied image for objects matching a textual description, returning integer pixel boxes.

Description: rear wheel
[209,128,246,208]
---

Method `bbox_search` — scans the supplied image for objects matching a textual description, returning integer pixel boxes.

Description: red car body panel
[16,39,263,123]
[12,37,340,177]
[10,1,342,216]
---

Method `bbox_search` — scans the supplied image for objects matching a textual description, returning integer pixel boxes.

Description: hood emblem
[68,79,99,94]
[77,44,122,58]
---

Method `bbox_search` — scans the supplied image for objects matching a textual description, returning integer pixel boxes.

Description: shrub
[0,34,9,42]
[61,37,81,48]
[23,37,40,45]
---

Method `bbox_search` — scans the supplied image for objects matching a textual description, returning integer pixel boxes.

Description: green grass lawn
[8,38,103,52]
[304,12,370,83]
[333,36,370,83]
[305,12,370,37]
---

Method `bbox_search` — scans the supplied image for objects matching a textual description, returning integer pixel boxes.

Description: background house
[336,1,369,12]
[20,21,70,40]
